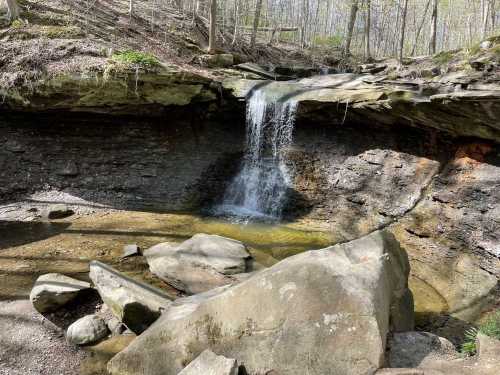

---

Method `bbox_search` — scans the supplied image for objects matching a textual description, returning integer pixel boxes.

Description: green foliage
[460,327,478,356]
[10,19,23,28]
[433,51,455,65]
[460,310,500,357]
[313,34,343,48]
[479,310,500,339]
[467,42,482,56]
[111,50,160,68]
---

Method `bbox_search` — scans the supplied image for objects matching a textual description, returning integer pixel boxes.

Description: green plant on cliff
[460,310,500,356]
[111,50,160,69]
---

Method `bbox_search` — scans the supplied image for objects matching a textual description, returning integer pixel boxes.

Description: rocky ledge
[223,72,500,143]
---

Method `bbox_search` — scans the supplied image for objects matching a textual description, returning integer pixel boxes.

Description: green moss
[10,19,23,28]
[467,42,482,56]
[41,25,83,39]
[433,51,455,65]
[111,50,160,69]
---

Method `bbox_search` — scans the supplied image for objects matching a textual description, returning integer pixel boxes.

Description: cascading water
[216,89,298,222]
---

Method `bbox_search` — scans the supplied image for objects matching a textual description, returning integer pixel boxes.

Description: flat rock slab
[145,234,252,294]
[89,261,172,334]
[178,350,238,375]
[30,273,91,313]
[108,230,412,375]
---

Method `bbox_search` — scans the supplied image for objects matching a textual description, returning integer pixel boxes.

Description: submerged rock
[89,261,172,334]
[108,230,412,375]
[178,350,238,375]
[145,234,252,294]
[66,314,109,346]
[30,273,91,313]
[44,204,75,220]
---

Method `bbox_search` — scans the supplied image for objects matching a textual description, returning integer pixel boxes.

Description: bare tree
[364,0,372,61]
[251,0,264,48]
[429,0,438,54]
[129,0,134,17]
[345,0,359,55]
[208,0,217,53]
[5,0,20,20]
[399,0,409,62]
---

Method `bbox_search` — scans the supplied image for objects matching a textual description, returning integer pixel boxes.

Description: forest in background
[2,0,499,62]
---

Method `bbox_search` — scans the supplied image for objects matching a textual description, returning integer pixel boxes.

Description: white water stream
[217,89,298,221]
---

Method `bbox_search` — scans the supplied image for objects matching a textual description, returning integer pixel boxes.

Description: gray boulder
[108,230,412,375]
[66,314,109,345]
[145,234,252,294]
[178,350,238,375]
[89,261,172,334]
[388,332,457,368]
[30,273,91,313]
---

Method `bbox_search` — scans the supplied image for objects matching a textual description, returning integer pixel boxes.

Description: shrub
[111,50,160,68]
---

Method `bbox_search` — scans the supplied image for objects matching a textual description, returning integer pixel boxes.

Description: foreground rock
[108,230,412,375]
[388,332,457,368]
[385,331,500,375]
[66,314,109,346]
[145,234,252,294]
[30,273,91,313]
[178,350,238,375]
[89,261,172,334]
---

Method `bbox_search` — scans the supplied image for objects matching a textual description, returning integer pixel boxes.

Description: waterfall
[217,89,298,221]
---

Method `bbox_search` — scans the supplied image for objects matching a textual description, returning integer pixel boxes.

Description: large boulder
[30,273,91,313]
[108,230,413,375]
[178,350,238,375]
[145,234,252,294]
[66,314,109,346]
[89,261,172,334]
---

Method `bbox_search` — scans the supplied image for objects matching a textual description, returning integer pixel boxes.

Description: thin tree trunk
[208,0,217,54]
[251,0,264,48]
[364,0,371,61]
[411,0,431,55]
[429,0,438,54]
[232,0,239,45]
[345,0,359,55]
[6,0,20,20]
[481,0,490,39]
[399,0,409,62]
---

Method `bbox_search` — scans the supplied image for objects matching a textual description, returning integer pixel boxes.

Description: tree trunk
[6,0,20,20]
[364,0,371,61]
[232,0,239,45]
[411,0,431,55]
[399,0,409,62]
[345,0,359,55]
[251,0,264,48]
[208,0,217,54]
[429,0,438,54]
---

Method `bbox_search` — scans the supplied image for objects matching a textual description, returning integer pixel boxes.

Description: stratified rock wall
[0,113,243,210]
